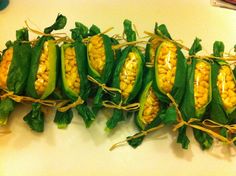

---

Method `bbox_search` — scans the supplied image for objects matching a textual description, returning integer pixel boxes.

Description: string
[25,20,68,39]
[203,119,236,134]
[166,93,232,144]
[112,40,149,50]
[0,89,69,108]
[87,75,121,96]
[144,31,190,51]
[102,100,140,111]
[57,97,84,112]
[109,124,164,151]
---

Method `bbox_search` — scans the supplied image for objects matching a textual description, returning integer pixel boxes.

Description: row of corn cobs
[0,14,235,150]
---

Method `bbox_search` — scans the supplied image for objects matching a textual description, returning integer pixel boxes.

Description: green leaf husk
[0,98,15,125]
[193,129,213,150]
[179,38,213,149]
[71,22,89,41]
[127,135,144,148]
[23,103,44,132]
[44,14,67,34]
[89,24,101,36]
[123,19,136,42]
[16,28,29,41]
[54,109,73,129]
[177,126,190,149]
[106,109,124,130]
[76,104,95,128]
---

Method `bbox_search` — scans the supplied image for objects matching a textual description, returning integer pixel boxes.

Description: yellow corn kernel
[119,52,138,99]
[35,42,50,96]
[194,61,210,110]
[88,35,106,74]
[64,47,80,94]
[149,38,162,64]
[157,42,177,93]
[0,47,14,89]
[217,65,236,110]
[142,88,160,124]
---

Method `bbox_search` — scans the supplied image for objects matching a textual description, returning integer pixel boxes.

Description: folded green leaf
[127,135,144,148]
[123,19,136,42]
[71,22,89,41]
[54,109,73,129]
[193,128,213,150]
[177,126,190,149]
[44,14,67,34]
[189,38,202,55]
[16,28,29,41]
[89,24,101,36]
[0,98,14,125]
[106,109,124,130]
[76,104,95,128]
[23,103,44,132]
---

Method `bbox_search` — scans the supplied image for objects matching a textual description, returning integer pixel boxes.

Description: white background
[0,0,236,176]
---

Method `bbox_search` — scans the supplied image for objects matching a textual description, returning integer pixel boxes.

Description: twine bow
[166,93,232,144]
[57,97,84,112]
[87,75,121,96]
[102,100,140,111]
[203,119,236,134]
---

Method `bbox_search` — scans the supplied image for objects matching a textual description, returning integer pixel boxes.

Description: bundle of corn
[24,14,67,132]
[58,24,95,128]
[146,24,188,134]
[86,24,115,115]
[210,41,236,140]
[0,28,31,125]
[125,24,169,148]
[127,81,165,148]
[179,38,213,150]
[152,24,187,105]
[106,19,144,130]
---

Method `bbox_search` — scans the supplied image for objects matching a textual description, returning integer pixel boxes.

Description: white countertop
[0,0,236,176]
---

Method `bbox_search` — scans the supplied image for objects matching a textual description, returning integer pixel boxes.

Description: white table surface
[0,0,236,176]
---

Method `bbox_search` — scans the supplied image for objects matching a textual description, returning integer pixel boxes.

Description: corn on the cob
[217,65,236,110]
[34,41,50,96]
[157,42,177,93]
[64,47,80,94]
[119,52,138,99]
[194,61,210,110]
[88,35,106,74]
[0,47,13,89]
[142,87,160,124]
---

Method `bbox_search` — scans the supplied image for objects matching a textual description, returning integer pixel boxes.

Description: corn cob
[217,65,236,110]
[156,41,177,93]
[141,87,160,124]
[88,35,106,75]
[0,47,13,89]
[119,52,138,99]
[64,47,80,94]
[34,41,50,96]
[194,61,211,110]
